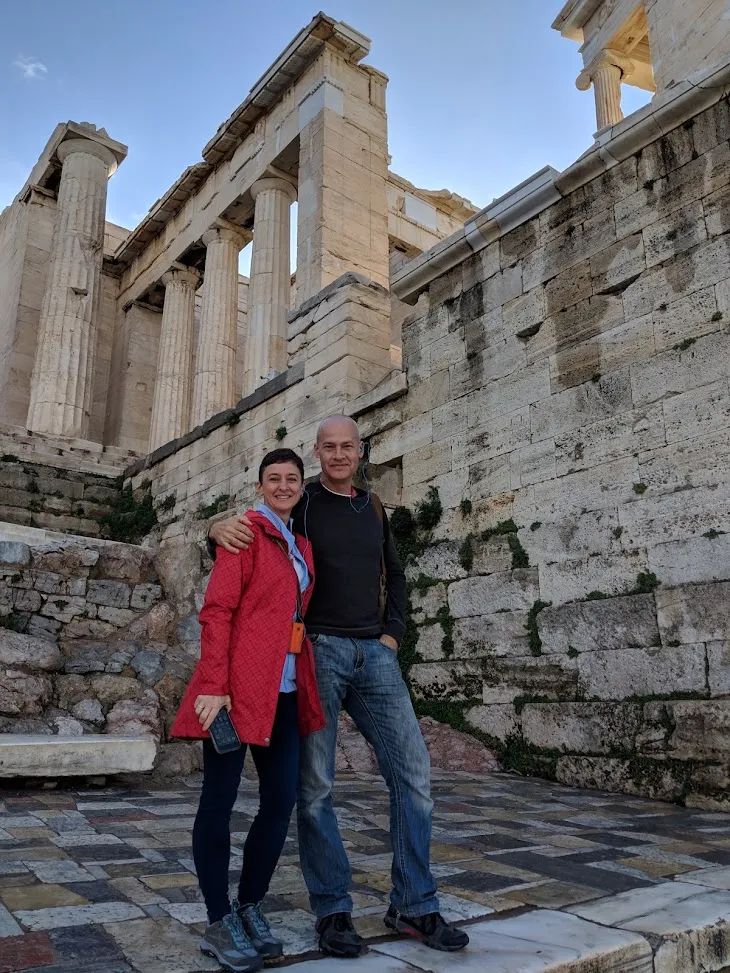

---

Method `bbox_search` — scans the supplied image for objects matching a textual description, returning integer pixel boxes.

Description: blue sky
[1,0,651,234]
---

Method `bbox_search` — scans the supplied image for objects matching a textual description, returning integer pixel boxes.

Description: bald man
[208,416,468,957]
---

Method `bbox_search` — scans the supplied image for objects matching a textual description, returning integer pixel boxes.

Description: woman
[171,448,324,973]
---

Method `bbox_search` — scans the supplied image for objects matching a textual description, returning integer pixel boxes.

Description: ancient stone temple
[0,2,728,806]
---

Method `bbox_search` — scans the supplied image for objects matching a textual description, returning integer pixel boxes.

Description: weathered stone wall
[364,95,730,808]
[0,530,203,776]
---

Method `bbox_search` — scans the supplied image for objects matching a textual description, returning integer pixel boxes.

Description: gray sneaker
[235,900,284,960]
[200,913,263,972]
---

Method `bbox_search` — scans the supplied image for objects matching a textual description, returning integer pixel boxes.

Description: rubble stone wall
[363,95,730,808]
[0,532,203,776]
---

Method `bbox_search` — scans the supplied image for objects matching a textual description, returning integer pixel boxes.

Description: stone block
[448,569,539,618]
[631,331,730,409]
[34,546,99,576]
[0,672,52,716]
[89,675,148,706]
[577,645,706,701]
[538,549,647,606]
[0,542,31,566]
[0,734,156,777]
[544,259,593,315]
[106,692,160,738]
[39,596,86,623]
[529,367,634,443]
[556,754,686,801]
[707,641,730,696]
[471,536,513,576]
[590,233,645,295]
[642,200,708,269]
[538,594,659,654]
[94,545,155,583]
[662,379,730,446]
[525,510,621,562]
[408,661,483,702]
[12,588,42,613]
[408,542,466,582]
[555,401,664,477]
[465,703,519,742]
[409,582,447,618]
[656,582,730,644]
[484,654,579,701]
[72,698,104,724]
[649,532,730,586]
[521,702,642,755]
[63,639,138,675]
[667,700,730,761]
[653,286,720,353]
[130,583,162,611]
[453,611,531,657]
[87,580,131,609]
[0,631,62,671]
[96,606,137,626]
[414,623,446,662]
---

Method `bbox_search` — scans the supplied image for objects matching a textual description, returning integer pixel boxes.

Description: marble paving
[0,769,728,971]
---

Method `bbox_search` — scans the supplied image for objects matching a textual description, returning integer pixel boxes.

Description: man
[209,415,468,957]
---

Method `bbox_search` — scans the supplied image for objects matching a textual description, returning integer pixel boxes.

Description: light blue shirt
[255,502,309,693]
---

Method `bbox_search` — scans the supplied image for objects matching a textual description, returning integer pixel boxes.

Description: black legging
[193,692,299,923]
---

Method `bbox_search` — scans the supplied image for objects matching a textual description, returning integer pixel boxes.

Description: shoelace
[223,912,254,951]
[246,903,272,938]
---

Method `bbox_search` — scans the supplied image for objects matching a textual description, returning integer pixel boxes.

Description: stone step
[0,734,156,777]
[0,422,137,477]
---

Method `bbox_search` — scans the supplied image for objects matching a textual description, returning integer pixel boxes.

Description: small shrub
[159,493,176,513]
[100,484,157,543]
[525,600,551,656]
[634,571,660,594]
[673,337,697,351]
[481,519,518,541]
[585,590,608,601]
[711,311,723,322]
[415,486,442,531]
[459,498,472,518]
[633,482,647,495]
[196,494,232,521]
[530,521,542,532]
[703,528,724,539]
[0,454,19,463]
[507,534,529,569]
[275,424,287,441]
[458,534,474,572]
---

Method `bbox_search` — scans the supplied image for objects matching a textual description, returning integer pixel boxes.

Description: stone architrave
[244,177,296,394]
[26,138,117,437]
[577,49,635,131]
[148,266,200,452]
[191,225,247,426]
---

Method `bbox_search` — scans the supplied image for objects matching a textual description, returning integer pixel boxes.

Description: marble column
[191,225,247,425]
[577,50,635,131]
[148,266,200,452]
[27,138,117,437]
[244,177,296,394]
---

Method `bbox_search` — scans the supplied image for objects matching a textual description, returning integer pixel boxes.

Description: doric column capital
[576,48,635,90]
[162,265,200,290]
[201,225,248,249]
[250,176,297,204]
[56,138,118,175]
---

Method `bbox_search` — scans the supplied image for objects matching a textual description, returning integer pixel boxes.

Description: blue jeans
[297,634,438,919]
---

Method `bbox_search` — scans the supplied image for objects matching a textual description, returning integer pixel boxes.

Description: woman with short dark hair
[172,448,323,972]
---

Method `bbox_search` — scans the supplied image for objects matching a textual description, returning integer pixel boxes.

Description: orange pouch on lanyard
[290,621,305,654]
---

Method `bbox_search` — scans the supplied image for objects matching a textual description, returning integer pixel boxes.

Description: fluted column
[244,177,296,394]
[191,225,247,425]
[577,50,635,131]
[27,138,117,437]
[148,266,200,452]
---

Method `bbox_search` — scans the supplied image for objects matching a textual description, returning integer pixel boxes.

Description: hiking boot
[384,906,469,951]
[200,912,263,971]
[235,900,284,960]
[316,911,365,958]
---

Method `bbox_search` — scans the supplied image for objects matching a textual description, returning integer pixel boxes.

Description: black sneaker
[316,911,365,958]
[384,905,469,951]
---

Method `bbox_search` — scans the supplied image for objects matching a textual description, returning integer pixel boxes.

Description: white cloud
[13,56,48,80]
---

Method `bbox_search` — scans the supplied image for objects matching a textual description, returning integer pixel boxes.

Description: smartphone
[208,707,241,754]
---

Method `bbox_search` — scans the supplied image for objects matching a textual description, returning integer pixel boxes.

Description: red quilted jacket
[171,511,324,747]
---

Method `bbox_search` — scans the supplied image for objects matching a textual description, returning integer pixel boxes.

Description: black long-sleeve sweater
[292,481,406,643]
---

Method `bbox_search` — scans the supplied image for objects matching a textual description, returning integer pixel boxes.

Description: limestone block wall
[363,95,730,808]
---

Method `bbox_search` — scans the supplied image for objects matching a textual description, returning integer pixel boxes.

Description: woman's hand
[194,694,231,731]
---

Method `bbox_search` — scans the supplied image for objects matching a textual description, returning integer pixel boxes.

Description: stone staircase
[0,423,138,541]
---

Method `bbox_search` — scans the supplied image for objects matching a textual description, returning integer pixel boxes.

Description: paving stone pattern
[0,770,728,971]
